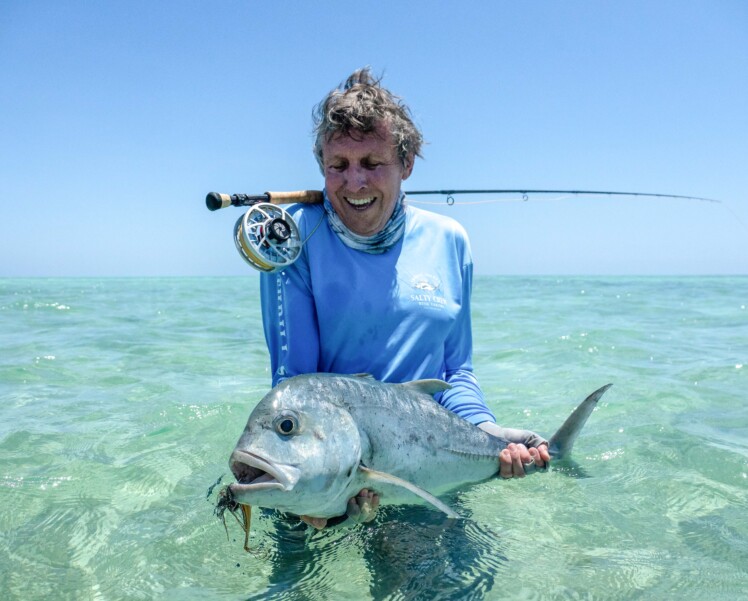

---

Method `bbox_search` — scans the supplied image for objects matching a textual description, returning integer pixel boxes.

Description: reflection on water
[242,503,506,601]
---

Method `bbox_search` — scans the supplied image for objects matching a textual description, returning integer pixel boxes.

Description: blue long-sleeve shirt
[260,201,496,425]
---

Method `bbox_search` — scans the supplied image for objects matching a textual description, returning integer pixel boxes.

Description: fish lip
[228,449,296,493]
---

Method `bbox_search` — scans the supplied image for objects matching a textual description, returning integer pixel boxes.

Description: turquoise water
[1,276,746,600]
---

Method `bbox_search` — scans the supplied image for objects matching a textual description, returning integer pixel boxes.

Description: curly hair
[312,68,424,171]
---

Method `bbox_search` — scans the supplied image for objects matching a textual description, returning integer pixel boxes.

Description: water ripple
[2,276,748,599]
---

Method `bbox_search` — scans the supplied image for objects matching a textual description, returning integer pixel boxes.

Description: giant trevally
[226,374,611,521]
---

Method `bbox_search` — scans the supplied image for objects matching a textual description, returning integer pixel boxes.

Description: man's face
[321,122,414,236]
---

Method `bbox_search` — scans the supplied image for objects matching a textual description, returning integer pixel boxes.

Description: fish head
[228,377,363,518]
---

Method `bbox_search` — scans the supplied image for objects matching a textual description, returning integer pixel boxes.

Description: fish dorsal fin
[358,466,460,519]
[402,379,452,396]
[352,373,375,380]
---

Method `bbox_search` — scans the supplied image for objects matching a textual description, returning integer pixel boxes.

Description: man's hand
[346,488,379,523]
[478,421,550,479]
[300,488,380,529]
[499,442,551,479]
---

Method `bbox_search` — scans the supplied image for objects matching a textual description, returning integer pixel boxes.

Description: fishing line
[408,190,748,240]
[719,202,748,233]
[404,189,720,203]
[408,195,573,205]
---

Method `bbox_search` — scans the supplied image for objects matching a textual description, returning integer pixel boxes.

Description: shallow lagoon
[1,276,746,599]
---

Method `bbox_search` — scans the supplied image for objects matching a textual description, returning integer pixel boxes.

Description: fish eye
[274,413,299,436]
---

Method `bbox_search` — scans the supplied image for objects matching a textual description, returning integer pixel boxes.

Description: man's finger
[511,444,525,477]
[528,446,544,468]
[300,515,327,529]
[499,448,514,478]
[539,444,551,464]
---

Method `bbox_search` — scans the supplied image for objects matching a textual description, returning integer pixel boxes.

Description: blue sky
[1,1,746,276]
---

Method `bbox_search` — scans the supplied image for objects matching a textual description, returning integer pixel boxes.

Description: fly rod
[205,189,719,211]
[205,188,720,274]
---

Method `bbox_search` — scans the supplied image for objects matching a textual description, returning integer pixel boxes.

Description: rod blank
[206,188,719,211]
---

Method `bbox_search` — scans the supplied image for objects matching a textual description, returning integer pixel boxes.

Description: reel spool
[234,203,302,273]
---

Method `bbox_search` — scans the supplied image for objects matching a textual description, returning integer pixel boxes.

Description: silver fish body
[228,373,611,519]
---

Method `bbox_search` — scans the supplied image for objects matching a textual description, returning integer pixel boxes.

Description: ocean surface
[1,276,746,600]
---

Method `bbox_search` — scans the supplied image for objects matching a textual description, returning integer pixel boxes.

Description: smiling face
[321,121,414,236]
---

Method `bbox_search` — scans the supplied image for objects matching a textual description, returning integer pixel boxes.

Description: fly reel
[234,203,302,273]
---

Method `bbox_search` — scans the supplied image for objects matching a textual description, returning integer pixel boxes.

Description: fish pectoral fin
[358,466,460,519]
[401,379,452,396]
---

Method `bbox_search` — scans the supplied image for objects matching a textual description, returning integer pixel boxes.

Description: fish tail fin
[547,384,612,459]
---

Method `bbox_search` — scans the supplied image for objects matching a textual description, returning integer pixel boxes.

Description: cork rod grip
[265,190,324,205]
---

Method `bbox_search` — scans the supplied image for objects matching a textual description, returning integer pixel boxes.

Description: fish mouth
[228,449,294,493]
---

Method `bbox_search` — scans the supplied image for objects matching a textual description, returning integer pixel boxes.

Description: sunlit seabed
[1,276,746,600]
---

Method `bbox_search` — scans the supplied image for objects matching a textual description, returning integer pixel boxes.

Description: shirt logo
[410,273,441,292]
[408,273,447,309]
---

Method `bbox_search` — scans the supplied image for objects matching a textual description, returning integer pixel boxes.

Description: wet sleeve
[500,427,548,448]
[436,261,496,425]
[479,423,549,448]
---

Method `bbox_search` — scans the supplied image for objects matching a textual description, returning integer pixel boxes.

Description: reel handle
[205,190,323,211]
